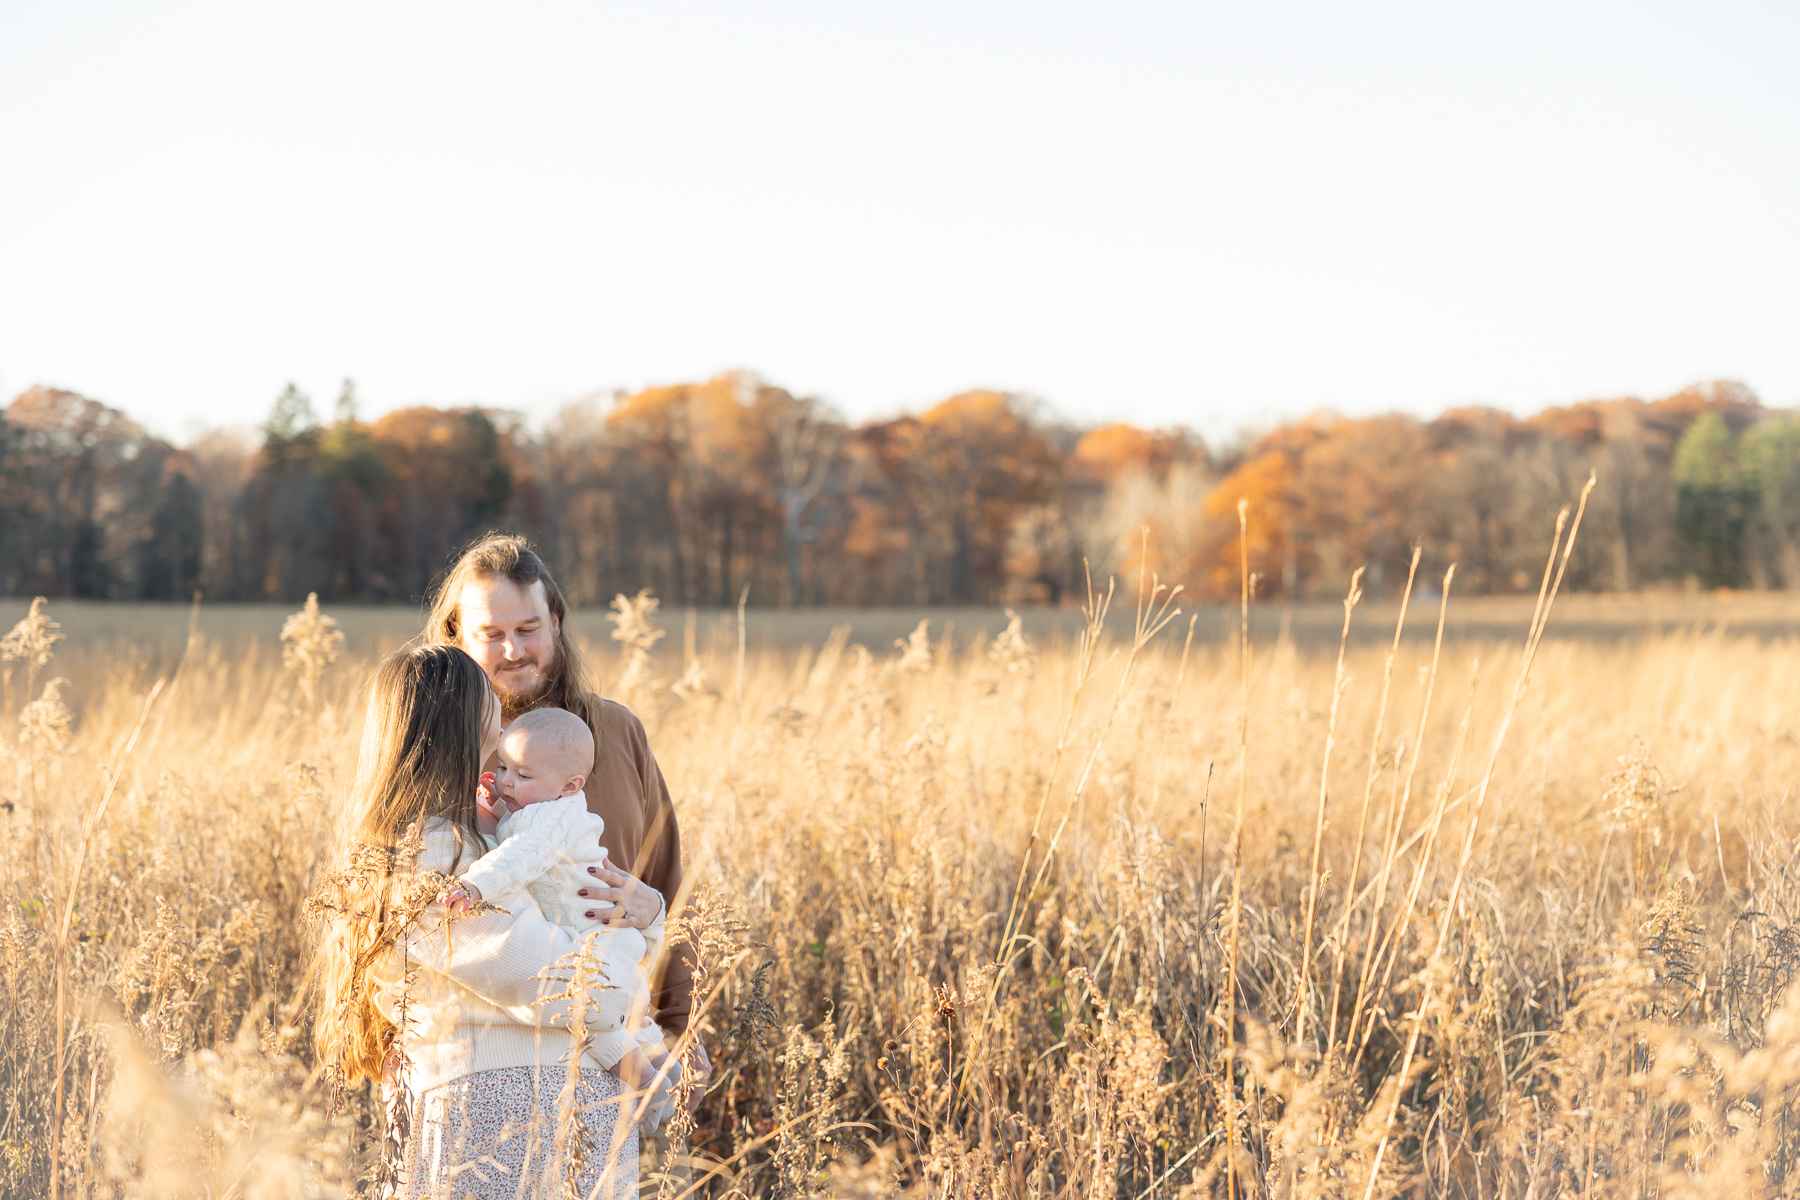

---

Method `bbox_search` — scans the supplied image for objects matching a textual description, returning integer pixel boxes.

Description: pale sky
[2,1,1796,446]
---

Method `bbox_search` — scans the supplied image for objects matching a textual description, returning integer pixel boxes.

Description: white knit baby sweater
[456,792,666,1069]
[368,820,630,1096]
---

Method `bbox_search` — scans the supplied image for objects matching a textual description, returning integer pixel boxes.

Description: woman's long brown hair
[311,644,492,1085]
[343,643,490,866]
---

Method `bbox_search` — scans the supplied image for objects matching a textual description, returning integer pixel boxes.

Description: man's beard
[494,661,554,722]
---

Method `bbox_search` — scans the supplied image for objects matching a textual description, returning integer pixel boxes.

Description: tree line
[1,374,1791,607]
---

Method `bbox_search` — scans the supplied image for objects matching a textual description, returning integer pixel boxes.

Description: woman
[311,644,654,1199]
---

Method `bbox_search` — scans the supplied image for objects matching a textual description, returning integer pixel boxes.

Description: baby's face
[493,729,582,809]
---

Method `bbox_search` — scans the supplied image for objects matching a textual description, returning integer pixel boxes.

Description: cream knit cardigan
[457,792,667,1069]
[369,819,630,1096]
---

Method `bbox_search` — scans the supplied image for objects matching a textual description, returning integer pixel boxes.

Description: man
[421,533,712,1106]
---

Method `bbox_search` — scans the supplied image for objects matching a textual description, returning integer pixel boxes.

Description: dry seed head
[607,588,666,653]
[613,646,657,697]
[0,596,63,671]
[767,701,807,734]
[934,981,960,1019]
[18,677,74,752]
[1603,737,1670,843]
[1110,1008,1171,1128]
[729,959,780,1051]
[1643,876,1698,941]
[893,618,933,672]
[280,592,345,702]
[671,655,720,703]
[988,608,1037,678]
[608,590,665,703]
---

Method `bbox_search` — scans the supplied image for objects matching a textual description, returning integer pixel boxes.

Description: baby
[442,707,679,1125]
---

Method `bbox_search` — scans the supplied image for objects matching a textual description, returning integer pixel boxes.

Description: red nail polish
[586,911,596,918]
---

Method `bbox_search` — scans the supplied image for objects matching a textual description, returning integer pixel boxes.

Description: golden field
[7,576,1800,1198]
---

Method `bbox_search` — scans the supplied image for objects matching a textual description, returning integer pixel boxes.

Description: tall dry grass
[8,554,1800,1195]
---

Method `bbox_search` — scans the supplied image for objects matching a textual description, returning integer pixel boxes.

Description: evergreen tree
[262,383,320,470]
[1739,414,1800,585]
[1674,412,1753,587]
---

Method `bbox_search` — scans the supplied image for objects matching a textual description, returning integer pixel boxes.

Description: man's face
[456,578,559,710]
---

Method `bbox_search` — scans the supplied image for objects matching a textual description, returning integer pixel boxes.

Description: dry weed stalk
[48,674,167,1200]
[1325,547,1420,1056]
[279,592,345,709]
[996,573,1113,965]
[988,609,1037,680]
[673,606,723,707]
[611,588,667,702]
[17,678,74,753]
[1295,567,1364,1051]
[892,619,934,674]
[1343,563,1454,1061]
[15,676,75,803]
[1,596,64,710]
[1363,472,1596,1196]
[532,935,618,1197]
[674,657,723,705]
[1224,497,1252,1200]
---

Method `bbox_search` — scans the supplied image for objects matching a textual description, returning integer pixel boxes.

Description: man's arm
[593,696,695,1040]
[586,696,699,1045]
[632,720,695,1039]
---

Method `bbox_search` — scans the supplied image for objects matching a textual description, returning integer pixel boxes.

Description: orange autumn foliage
[4,373,1774,607]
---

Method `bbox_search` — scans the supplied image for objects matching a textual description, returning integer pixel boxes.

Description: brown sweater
[488,695,693,1037]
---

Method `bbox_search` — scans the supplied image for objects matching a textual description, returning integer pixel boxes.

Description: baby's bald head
[495,707,594,808]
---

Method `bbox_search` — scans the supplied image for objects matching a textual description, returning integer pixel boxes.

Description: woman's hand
[579,862,662,929]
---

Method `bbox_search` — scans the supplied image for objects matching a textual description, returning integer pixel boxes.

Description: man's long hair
[421,533,599,729]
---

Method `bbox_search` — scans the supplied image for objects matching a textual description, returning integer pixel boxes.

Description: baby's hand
[439,881,482,912]
[476,772,515,822]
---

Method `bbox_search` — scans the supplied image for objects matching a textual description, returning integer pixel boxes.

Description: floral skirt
[399,1065,639,1200]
